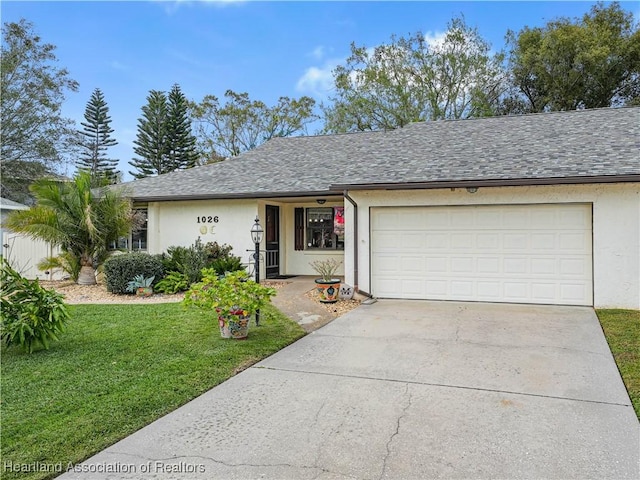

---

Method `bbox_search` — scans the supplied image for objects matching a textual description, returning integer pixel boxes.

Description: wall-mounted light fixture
[316,199,326,204]
[466,187,478,194]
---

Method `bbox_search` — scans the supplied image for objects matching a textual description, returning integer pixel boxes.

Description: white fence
[2,232,63,280]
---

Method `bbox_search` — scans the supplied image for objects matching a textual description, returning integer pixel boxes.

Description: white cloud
[423,30,447,49]
[158,0,245,15]
[296,32,448,99]
[309,46,326,61]
[109,60,128,71]
[296,63,336,98]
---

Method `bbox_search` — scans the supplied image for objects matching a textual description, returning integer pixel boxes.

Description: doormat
[268,275,297,279]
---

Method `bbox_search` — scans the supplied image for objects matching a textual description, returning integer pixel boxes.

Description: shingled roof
[122,106,640,202]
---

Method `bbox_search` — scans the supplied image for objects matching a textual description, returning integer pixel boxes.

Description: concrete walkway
[268,276,338,332]
[61,300,639,479]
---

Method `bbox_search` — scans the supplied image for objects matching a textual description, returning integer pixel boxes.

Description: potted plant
[125,274,155,297]
[183,269,276,339]
[310,258,341,303]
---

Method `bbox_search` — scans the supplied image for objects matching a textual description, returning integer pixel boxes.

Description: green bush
[204,241,233,264]
[154,271,190,294]
[210,255,245,276]
[0,259,70,353]
[161,238,208,284]
[103,252,164,294]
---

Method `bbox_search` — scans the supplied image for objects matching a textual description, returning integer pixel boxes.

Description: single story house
[119,107,640,309]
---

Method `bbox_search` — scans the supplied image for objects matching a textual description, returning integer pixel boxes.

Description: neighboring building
[1,197,61,280]
[118,107,640,309]
[1,197,28,239]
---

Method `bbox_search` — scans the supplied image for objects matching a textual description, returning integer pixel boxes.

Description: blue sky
[2,1,638,181]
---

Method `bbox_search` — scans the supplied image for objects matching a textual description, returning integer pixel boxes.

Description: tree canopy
[321,16,506,133]
[505,1,640,112]
[190,90,317,161]
[1,19,79,203]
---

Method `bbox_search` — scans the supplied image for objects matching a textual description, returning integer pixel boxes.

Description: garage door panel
[400,256,424,273]
[451,280,474,297]
[559,233,589,251]
[425,280,447,296]
[503,233,528,250]
[477,257,500,274]
[425,257,447,273]
[401,233,423,249]
[477,281,501,299]
[531,258,557,275]
[560,284,590,303]
[425,211,449,228]
[531,283,556,301]
[374,255,399,274]
[451,233,474,249]
[426,233,448,248]
[559,258,588,276]
[530,233,556,250]
[373,232,398,250]
[476,234,500,250]
[371,204,593,306]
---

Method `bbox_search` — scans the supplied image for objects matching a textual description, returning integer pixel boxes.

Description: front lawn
[1,302,305,480]
[596,309,640,419]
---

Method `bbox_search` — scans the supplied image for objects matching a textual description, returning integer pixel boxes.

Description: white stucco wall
[147,199,259,271]
[347,183,640,309]
[145,199,345,278]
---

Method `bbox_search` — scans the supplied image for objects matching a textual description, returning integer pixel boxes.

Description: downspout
[343,190,373,298]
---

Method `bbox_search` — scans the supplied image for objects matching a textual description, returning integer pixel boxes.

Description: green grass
[1,302,306,480]
[596,309,640,419]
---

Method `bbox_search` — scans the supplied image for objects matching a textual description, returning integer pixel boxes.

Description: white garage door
[371,204,593,306]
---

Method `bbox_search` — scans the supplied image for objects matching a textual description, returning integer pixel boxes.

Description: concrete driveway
[62,300,639,479]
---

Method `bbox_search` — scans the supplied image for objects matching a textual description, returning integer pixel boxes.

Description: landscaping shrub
[0,259,70,353]
[161,238,209,284]
[210,255,245,276]
[204,241,233,264]
[154,271,190,294]
[160,239,240,287]
[103,252,164,294]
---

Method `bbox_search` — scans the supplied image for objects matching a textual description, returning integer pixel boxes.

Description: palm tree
[4,172,134,285]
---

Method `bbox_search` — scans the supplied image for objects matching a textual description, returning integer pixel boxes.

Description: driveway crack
[379,383,412,480]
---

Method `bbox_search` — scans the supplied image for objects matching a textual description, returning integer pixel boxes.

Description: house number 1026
[196,216,219,224]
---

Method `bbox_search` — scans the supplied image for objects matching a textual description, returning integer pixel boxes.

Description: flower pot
[218,310,250,339]
[136,287,153,297]
[315,278,341,303]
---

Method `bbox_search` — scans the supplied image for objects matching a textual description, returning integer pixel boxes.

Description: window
[304,207,344,250]
[109,208,147,251]
[131,208,148,251]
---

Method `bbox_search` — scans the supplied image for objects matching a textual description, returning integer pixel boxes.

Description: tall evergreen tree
[129,90,170,179]
[77,88,119,185]
[129,86,199,179]
[166,84,198,170]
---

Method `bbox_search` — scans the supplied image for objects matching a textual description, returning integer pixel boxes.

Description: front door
[265,205,280,278]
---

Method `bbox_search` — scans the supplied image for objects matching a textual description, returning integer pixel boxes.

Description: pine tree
[77,88,119,185]
[166,84,198,170]
[129,90,170,179]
